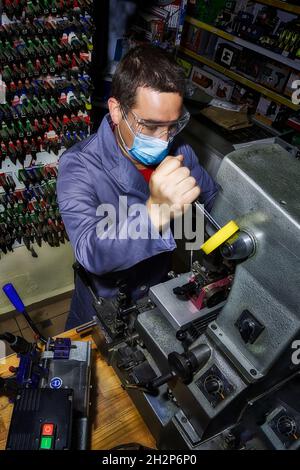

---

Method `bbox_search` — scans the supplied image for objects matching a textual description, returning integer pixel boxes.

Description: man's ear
[108,97,122,125]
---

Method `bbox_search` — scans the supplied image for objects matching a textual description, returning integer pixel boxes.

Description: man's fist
[146,155,201,231]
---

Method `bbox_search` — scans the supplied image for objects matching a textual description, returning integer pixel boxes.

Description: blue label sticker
[50,377,63,389]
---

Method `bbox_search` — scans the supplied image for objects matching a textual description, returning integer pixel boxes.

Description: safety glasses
[121,106,190,140]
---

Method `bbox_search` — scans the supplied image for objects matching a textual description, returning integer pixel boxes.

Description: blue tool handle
[2,284,25,313]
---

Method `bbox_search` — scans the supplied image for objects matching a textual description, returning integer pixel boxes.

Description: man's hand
[146,155,201,231]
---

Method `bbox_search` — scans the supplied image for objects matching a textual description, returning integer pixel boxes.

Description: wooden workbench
[0,328,156,450]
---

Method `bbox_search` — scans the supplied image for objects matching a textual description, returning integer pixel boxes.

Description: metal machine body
[1,323,92,449]
[209,143,300,381]
[92,143,300,450]
[3,337,92,450]
[1,283,93,450]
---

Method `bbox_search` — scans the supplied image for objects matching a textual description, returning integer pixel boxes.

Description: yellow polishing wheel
[201,220,239,255]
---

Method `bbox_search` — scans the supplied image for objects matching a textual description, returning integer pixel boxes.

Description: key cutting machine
[89,142,300,450]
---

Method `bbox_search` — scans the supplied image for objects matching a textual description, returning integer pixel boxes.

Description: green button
[40,436,53,450]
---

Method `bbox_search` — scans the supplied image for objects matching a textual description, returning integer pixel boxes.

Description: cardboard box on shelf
[191,65,235,100]
[259,62,290,93]
[214,41,241,68]
[190,66,219,96]
[129,0,186,48]
[215,79,235,101]
[215,0,250,32]
[181,22,203,52]
[236,49,264,81]
[131,10,166,43]
[255,96,281,126]
[202,65,236,100]
[231,84,260,113]
[219,1,264,38]
[214,5,236,31]
[204,33,219,58]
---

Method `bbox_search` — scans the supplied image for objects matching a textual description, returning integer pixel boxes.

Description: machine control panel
[196,365,234,408]
[6,388,73,450]
[261,405,300,449]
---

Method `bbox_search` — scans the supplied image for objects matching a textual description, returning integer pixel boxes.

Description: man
[57,45,218,329]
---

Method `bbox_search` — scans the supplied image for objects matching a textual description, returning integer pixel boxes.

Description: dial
[277,416,297,437]
[204,375,224,396]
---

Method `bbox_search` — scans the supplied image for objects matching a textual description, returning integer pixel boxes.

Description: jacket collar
[97,114,150,197]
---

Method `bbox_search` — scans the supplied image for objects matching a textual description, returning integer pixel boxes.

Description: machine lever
[2,283,47,343]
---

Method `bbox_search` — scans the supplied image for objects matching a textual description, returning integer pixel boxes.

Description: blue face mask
[129,132,170,166]
[121,113,171,166]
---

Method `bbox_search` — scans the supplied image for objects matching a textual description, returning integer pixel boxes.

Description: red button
[42,423,54,436]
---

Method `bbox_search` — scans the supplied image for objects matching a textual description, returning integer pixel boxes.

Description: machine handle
[200,220,239,255]
[2,283,25,313]
[2,283,47,344]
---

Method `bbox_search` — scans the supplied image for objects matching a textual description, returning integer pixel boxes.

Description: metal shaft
[194,201,221,231]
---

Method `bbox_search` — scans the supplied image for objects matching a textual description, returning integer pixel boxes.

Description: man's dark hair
[111,44,185,110]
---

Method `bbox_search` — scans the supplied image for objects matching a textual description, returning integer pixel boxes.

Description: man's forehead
[133,87,183,122]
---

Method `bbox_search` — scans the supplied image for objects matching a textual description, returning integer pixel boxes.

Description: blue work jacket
[57,115,218,327]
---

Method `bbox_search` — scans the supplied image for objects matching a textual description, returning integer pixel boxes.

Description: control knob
[204,375,224,396]
[277,416,297,437]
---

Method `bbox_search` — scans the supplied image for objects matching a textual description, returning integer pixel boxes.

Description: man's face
[111,87,183,149]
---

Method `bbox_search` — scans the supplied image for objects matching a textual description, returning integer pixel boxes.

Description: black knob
[204,375,224,395]
[168,352,192,382]
[239,318,256,343]
[277,416,297,437]
[168,345,211,383]
[176,330,187,342]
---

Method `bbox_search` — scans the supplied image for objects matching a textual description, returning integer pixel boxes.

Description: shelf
[255,0,300,15]
[186,16,235,41]
[180,46,299,110]
[185,16,300,72]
